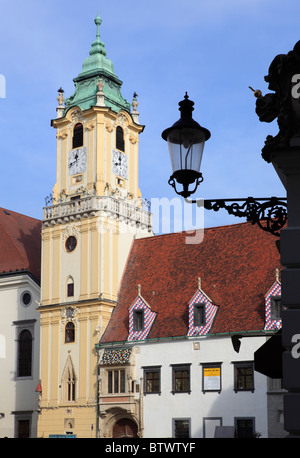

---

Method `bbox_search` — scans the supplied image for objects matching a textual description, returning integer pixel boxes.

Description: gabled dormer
[128,285,157,341]
[187,278,218,336]
[264,269,282,330]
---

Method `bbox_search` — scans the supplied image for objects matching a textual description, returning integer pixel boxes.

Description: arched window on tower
[65,321,75,343]
[66,276,74,298]
[116,126,125,152]
[17,329,32,377]
[72,123,83,149]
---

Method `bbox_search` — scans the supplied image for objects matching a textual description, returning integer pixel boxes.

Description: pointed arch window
[17,329,32,377]
[116,126,125,152]
[67,370,76,402]
[62,356,76,402]
[72,123,83,149]
[65,321,75,343]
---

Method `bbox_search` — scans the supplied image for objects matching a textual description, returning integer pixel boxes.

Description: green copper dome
[64,13,131,114]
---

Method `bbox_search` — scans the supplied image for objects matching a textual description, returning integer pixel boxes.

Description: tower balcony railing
[43,195,152,230]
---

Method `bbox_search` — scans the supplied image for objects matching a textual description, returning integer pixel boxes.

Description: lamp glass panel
[167,128,205,173]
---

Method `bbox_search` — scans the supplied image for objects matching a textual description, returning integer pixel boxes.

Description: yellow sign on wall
[203,367,221,391]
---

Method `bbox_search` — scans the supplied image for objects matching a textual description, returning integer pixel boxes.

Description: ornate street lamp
[163,40,300,438]
[162,93,287,236]
[162,93,211,198]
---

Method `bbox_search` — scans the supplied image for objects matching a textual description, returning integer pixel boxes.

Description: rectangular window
[271,296,282,320]
[133,309,144,331]
[143,366,161,394]
[235,418,255,438]
[171,364,191,394]
[67,283,74,297]
[173,419,190,438]
[17,329,32,377]
[234,362,254,392]
[17,419,30,438]
[108,369,126,394]
[194,303,206,326]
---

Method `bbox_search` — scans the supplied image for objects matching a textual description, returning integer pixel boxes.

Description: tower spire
[64,14,131,114]
[89,12,106,57]
[95,12,101,37]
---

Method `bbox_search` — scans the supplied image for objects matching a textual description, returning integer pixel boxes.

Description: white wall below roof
[0,274,40,438]
[135,335,269,438]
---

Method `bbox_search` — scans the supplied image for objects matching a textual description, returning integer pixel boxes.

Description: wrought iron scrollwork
[45,193,53,206]
[202,197,287,236]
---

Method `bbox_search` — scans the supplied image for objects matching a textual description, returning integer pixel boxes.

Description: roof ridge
[137,221,253,243]
[0,207,41,222]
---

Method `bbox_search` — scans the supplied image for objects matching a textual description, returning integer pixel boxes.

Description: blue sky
[0,0,298,231]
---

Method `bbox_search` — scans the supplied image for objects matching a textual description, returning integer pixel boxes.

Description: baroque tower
[37,14,152,438]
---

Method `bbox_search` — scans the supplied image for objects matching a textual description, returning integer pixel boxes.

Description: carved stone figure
[254,40,300,161]
[96,77,104,94]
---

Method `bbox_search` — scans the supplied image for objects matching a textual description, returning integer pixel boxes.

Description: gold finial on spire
[249,86,262,98]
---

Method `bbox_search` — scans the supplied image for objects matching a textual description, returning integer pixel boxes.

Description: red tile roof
[100,222,282,343]
[0,207,42,283]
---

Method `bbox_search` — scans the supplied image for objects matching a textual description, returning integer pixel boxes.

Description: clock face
[113,149,128,179]
[68,147,87,175]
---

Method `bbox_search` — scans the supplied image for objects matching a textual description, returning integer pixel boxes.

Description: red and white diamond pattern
[128,296,157,341]
[264,281,281,330]
[188,290,218,336]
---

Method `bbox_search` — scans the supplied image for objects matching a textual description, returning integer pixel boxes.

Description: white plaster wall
[0,274,40,437]
[134,336,269,438]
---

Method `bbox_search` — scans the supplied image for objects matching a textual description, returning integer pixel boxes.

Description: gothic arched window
[18,329,32,377]
[62,356,76,402]
[116,126,125,152]
[67,370,76,402]
[72,123,83,149]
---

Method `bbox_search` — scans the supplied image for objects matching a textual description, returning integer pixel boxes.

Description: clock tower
[37,14,152,438]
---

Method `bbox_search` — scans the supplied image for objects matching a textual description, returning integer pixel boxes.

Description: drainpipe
[139,377,144,437]
[96,350,100,438]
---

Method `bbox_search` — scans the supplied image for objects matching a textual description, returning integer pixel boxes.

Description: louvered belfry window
[72,123,83,149]
[116,126,125,151]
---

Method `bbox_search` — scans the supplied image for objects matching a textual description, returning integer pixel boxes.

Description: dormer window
[264,277,282,330]
[116,126,125,152]
[188,290,218,337]
[128,295,157,342]
[270,296,282,320]
[133,309,144,331]
[72,123,83,149]
[194,303,206,326]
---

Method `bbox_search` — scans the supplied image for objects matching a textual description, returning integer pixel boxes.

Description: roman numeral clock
[68,147,87,176]
[113,149,128,179]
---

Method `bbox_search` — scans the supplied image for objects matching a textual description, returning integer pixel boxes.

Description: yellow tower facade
[37,14,152,438]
